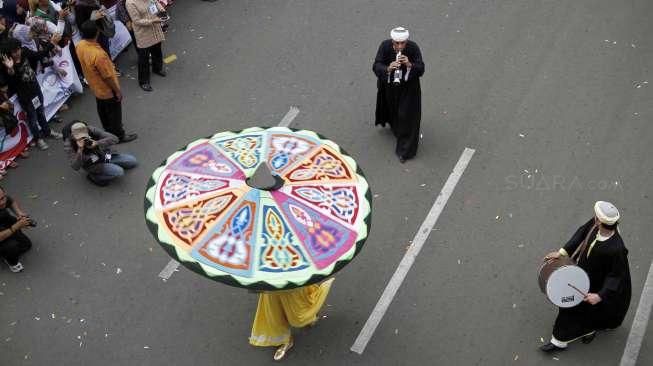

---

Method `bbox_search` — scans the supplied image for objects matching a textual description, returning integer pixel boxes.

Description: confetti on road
[166,53,177,63]
[144,346,150,349]
[53,201,59,205]
[512,303,517,308]
[518,133,525,138]
[116,268,122,274]
[540,337,544,343]
[373,194,380,198]
[420,183,426,187]
[495,216,500,220]
[29,194,38,199]
[553,357,559,361]
[517,244,525,248]
[394,329,399,334]
[514,354,519,361]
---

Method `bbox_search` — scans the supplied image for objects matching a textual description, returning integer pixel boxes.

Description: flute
[393,51,402,83]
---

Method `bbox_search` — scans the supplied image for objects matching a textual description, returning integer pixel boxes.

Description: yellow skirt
[249,278,334,347]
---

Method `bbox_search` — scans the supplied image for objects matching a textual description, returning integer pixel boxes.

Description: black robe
[373,39,424,159]
[553,219,632,342]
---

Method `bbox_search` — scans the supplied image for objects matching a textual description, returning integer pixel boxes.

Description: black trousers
[20,94,51,140]
[137,42,163,84]
[96,97,125,139]
[0,230,32,265]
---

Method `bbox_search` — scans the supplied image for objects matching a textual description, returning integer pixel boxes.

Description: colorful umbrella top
[144,127,372,290]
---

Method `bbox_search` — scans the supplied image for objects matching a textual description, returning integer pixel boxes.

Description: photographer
[67,121,137,186]
[0,187,34,272]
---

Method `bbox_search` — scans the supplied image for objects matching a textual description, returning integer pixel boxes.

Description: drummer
[541,201,632,352]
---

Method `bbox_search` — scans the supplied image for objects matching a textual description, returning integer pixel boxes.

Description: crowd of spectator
[0,0,193,271]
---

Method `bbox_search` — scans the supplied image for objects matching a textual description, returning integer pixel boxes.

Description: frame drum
[538,257,589,308]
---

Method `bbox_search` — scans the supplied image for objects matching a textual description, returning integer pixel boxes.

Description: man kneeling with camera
[0,187,35,272]
[68,121,138,186]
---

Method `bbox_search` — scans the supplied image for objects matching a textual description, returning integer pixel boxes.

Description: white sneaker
[37,139,49,150]
[49,131,63,140]
[3,260,23,273]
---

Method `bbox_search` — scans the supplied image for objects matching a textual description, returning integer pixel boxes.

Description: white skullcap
[594,201,620,225]
[390,27,409,42]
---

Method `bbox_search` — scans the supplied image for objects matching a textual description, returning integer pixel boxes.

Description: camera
[83,138,94,148]
[25,216,37,227]
[157,11,170,33]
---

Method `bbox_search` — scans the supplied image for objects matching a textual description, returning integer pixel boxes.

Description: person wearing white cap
[540,201,631,352]
[372,26,424,163]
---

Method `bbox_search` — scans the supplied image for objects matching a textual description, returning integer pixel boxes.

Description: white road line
[278,106,300,127]
[351,148,475,354]
[620,261,653,366]
[158,259,180,280]
[157,107,301,280]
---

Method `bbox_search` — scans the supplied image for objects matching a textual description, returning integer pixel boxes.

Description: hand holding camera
[14,216,36,230]
[76,137,96,151]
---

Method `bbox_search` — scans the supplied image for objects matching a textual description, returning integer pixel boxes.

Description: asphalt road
[1,1,652,365]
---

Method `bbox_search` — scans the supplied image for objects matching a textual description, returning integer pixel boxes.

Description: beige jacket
[125,0,165,49]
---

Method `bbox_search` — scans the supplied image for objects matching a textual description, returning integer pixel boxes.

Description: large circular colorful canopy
[145,127,372,290]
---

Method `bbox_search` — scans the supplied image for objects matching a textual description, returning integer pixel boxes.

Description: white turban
[594,201,620,225]
[390,27,409,42]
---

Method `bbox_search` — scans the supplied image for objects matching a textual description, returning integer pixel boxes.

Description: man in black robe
[373,26,424,163]
[540,201,632,352]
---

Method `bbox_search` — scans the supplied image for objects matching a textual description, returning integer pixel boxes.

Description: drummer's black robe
[553,219,632,342]
[373,39,425,159]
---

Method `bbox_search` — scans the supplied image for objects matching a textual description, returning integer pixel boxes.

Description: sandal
[4,259,23,273]
[7,160,18,168]
[273,338,294,361]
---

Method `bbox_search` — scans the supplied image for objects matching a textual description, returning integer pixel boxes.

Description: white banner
[106,5,133,60]
[71,6,133,60]
[0,44,83,169]
[37,45,83,120]
[0,98,30,170]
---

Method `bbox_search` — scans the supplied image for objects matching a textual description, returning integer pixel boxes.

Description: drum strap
[571,224,597,263]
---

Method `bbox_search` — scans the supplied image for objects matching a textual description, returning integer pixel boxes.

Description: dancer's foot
[273,338,294,361]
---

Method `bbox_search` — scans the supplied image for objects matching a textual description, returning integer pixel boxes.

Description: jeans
[0,230,32,265]
[96,97,125,139]
[21,95,51,140]
[137,42,163,84]
[86,153,138,185]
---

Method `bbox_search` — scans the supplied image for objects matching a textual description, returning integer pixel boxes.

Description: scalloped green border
[144,127,372,291]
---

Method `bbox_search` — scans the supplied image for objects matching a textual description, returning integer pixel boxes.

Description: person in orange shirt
[75,20,137,143]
